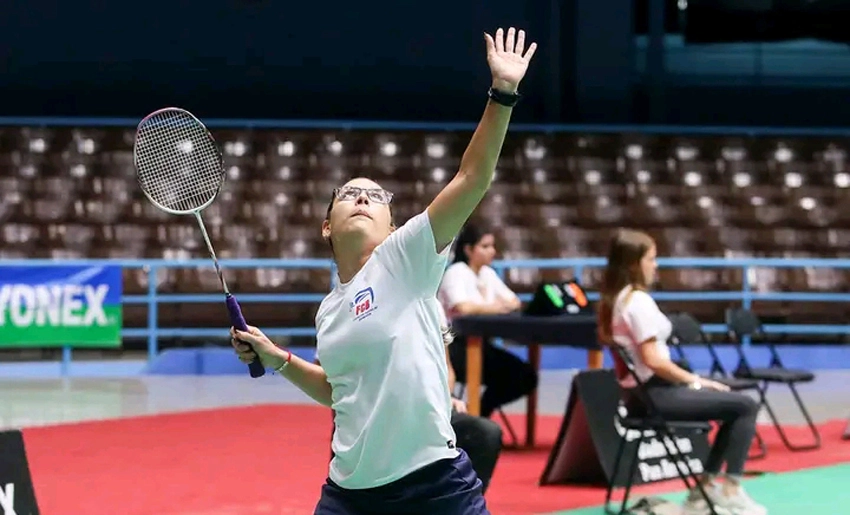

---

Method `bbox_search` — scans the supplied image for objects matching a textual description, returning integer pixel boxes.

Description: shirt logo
[350,287,376,321]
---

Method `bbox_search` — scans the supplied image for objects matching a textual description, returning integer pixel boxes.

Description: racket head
[133,107,225,215]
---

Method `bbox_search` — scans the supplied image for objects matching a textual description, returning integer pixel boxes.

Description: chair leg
[496,409,520,448]
[618,432,644,515]
[760,381,821,451]
[605,434,629,515]
[662,429,720,515]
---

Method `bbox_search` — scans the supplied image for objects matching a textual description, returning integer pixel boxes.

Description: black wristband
[488,87,521,107]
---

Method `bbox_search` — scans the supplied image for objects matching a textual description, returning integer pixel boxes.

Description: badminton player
[231,27,537,514]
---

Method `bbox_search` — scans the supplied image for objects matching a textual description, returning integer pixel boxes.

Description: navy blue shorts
[314,449,490,515]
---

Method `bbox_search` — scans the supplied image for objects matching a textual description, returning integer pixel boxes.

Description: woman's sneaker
[682,487,733,515]
[713,487,768,515]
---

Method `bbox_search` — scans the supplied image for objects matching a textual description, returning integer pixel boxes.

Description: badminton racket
[133,107,265,378]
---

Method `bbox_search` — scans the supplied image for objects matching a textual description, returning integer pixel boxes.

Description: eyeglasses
[332,186,394,204]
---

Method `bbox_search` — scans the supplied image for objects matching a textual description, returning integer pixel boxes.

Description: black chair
[726,307,821,452]
[667,312,767,460]
[604,346,719,515]
[454,383,520,448]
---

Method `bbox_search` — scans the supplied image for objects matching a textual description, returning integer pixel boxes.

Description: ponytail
[597,297,614,346]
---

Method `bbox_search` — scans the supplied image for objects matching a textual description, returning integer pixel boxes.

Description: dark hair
[596,229,656,345]
[452,223,492,264]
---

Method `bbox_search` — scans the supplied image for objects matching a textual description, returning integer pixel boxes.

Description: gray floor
[1,367,846,431]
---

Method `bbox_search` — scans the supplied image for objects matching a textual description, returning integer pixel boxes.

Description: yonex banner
[0,266,122,348]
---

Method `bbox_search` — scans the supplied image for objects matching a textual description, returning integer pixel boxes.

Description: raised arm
[427,27,538,251]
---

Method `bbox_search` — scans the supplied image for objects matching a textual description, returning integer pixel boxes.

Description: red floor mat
[20,405,850,515]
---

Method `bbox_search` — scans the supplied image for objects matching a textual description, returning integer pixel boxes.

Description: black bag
[524,279,593,317]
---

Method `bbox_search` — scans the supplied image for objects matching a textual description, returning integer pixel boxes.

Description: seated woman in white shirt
[598,229,766,515]
[438,223,538,418]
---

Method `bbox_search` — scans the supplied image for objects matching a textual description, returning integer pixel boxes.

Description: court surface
[1,363,848,514]
[548,463,850,514]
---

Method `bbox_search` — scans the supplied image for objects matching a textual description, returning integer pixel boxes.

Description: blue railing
[2,256,850,372]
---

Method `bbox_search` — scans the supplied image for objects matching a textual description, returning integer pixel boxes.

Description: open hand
[484,27,538,93]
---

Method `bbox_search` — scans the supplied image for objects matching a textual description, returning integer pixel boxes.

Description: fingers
[490,27,537,61]
[494,27,505,53]
[231,326,259,344]
[231,339,252,353]
[505,27,516,54]
[483,32,495,54]
[452,399,467,414]
[523,42,538,62]
[230,334,257,363]
[237,351,257,364]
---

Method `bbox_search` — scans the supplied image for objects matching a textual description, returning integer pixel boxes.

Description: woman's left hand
[702,379,731,392]
[484,27,538,93]
[451,398,468,414]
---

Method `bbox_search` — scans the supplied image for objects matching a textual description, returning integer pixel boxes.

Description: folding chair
[726,307,821,451]
[667,312,767,460]
[604,346,719,515]
[454,383,520,447]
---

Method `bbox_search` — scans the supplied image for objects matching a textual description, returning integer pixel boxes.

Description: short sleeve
[439,264,473,310]
[622,291,663,344]
[485,267,517,302]
[376,211,452,295]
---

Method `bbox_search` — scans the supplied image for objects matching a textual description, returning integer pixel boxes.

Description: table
[451,313,599,447]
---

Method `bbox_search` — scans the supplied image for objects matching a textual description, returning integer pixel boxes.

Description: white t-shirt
[610,286,672,388]
[315,211,458,490]
[438,262,517,323]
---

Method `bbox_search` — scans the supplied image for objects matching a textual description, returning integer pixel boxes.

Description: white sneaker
[696,483,767,515]
[682,487,733,515]
[714,487,768,515]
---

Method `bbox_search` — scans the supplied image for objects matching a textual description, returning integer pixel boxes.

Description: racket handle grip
[226,294,266,378]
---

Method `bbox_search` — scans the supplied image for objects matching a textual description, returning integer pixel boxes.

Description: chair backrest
[669,312,706,346]
[608,344,665,420]
[725,307,771,372]
[726,307,762,341]
[669,311,729,377]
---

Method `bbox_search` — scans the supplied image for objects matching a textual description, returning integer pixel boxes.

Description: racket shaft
[226,294,266,378]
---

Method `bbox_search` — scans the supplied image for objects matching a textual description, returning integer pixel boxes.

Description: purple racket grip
[226,294,266,378]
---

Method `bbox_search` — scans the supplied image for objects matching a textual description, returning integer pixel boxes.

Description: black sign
[539,369,710,488]
[0,430,40,515]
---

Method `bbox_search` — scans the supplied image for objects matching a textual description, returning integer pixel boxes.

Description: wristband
[488,87,521,107]
[274,350,292,374]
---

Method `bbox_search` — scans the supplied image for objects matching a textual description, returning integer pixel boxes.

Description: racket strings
[135,110,224,213]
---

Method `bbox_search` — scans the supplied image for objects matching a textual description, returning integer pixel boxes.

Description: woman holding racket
[231,27,537,514]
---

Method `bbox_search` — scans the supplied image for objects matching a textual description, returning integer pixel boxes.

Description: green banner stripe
[0,306,122,348]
